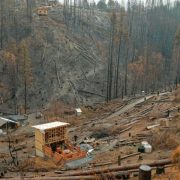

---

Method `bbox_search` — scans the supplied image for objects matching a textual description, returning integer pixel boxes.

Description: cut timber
[54,60,61,88]
[120,152,141,160]
[55,171,134,179]
[78,89,105,97]
[119,126,132,134]
[122,120,141,127]
[90,153,141,167]
[12,144,27,152]
[0,153,9,158]
[91,161,113,167]
[136,133,152,137]
[146,124,160,130]
[118,140,140,146]
[45,172,130,180]
[61,159,172,177]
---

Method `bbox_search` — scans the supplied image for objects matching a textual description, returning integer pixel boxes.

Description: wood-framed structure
[33,121,87,164]
[32,121,69,157]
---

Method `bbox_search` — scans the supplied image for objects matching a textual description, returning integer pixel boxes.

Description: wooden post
[118,155,121,166]
[138,154,143,161]
[139,165,151,180]
[156,166,165,175]
[6,122,8,135]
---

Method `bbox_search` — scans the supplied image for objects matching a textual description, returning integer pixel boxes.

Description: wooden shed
[75,108,82,116]
[0,117,19,130]
[32,121,69,157]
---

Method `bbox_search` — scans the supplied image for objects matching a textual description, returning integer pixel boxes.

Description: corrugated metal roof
[32,121,70,130]
[0,119,6,127]
[8,115,27,122]
[0,117,18,127]
[75,108,82,113]
[0,117,18,124]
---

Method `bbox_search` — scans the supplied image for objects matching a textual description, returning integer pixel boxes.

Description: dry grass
[172,146,180,168]
[82,99,123,120]
[174,91,180,103]
[173,86,180,102]
[18,158,35,171]
[109,126,123,136]
[34,157,57,169]
[153,168,180,180]
[149,131,180,150]
[89,124,124,138]
[43,101,74,119]
[123,146,135,155]
[90,127,110,139]
[81,107,96,119]
[149,109,164,119]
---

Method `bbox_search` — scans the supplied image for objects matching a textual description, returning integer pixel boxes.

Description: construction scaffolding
[32,121,87,164]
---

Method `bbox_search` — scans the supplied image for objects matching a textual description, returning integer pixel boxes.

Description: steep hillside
[32,8,111,108]
[0,5,110,112]
[0,1,180,113]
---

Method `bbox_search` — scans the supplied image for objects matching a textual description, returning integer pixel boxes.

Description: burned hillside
[0,0,180,113]
[0,0,180,179]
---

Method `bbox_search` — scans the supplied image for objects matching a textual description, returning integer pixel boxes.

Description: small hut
[75,108,82,116]
[0,117,19,130]
[8,115,27,125]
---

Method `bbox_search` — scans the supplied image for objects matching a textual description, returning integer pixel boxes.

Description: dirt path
[105,92,170,121]
[106,95,153,120]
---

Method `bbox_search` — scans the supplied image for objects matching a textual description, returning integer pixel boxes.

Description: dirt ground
[0,87,180,179]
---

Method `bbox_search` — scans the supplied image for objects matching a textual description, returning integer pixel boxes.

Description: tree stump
[118,155,121,166]
[139,165,151,180]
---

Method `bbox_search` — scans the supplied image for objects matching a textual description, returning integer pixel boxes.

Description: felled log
[78,89,105,97]
[91,161,113,167]
[119,126,132,134]
[61,159,172,177]
[12,144,27,152]
[120,152,141,160]
[146,124,160,130]
[54,171,132,179]
[118,140,140,146]
[0,153,9,158]
[135,133,152,137]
